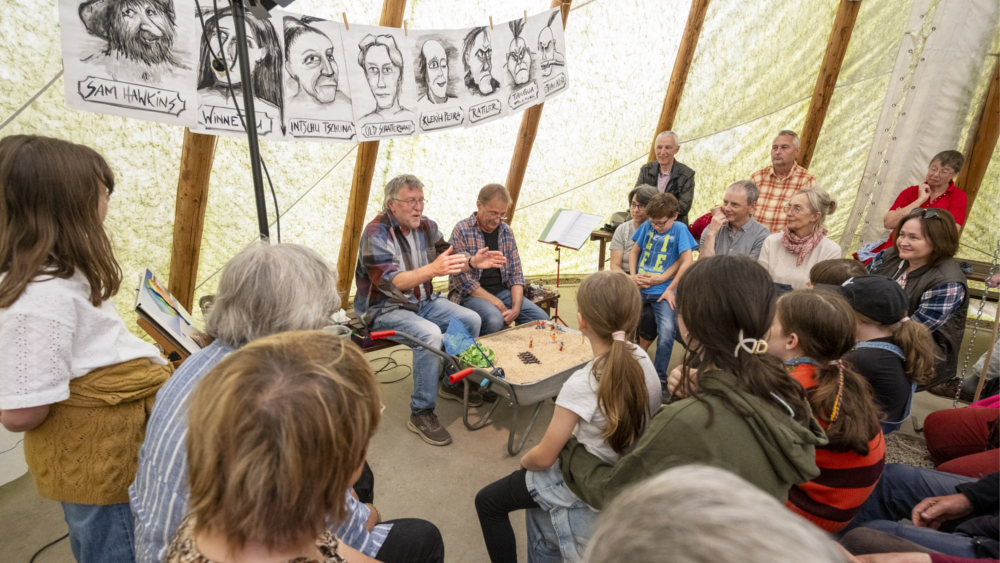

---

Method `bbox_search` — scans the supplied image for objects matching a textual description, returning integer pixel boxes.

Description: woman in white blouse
[758,187,842,290]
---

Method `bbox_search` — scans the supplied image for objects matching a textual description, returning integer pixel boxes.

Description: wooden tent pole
[334,0,409,305]
[168,128,216,313]
[798,0,862,170]
[504,0,572,225]
[956,57,999,220]
[647,0,711,162]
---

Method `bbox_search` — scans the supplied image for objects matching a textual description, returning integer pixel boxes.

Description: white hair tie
[900,316,910,323]
[611,331,626,341]
[734,329,769,357]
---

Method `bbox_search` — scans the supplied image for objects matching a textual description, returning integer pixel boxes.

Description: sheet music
[560,212,604,249]
[542,209,579,242]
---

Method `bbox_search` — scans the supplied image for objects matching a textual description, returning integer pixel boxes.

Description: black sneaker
[438,382,484,407]
[408,410,452,446]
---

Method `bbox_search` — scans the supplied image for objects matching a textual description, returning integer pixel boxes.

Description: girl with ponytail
[475,270,662,563]
[767,289,885,533]
[835,275,935,424]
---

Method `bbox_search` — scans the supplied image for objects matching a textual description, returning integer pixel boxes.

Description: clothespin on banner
[342,12,349,30]
[523,10,528,24]
[404,21,408,35]
[489,16,493,30]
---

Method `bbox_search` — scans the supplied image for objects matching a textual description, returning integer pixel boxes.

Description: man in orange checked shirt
[750,130,817,234]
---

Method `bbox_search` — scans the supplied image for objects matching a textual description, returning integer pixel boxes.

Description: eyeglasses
[482,211,508,220]
[629,201,646,210]
[393,197,426,207]
[909,208,938,219]
[650,219,671,228]
[783,204,810,214]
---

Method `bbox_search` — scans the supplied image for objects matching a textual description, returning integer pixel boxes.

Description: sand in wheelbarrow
[477,323,594,384]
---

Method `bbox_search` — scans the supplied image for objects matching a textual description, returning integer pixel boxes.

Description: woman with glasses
[757,187,842,290]
[610,185,660,350]
[868,208,968,389]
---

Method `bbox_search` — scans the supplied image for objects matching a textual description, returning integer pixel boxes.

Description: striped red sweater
[786,363,886,532]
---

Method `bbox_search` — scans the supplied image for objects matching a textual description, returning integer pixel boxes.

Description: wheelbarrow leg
[507,400,546,456]
[462,376,510,431]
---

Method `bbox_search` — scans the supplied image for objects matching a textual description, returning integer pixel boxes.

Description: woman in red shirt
[767,289,886,533]
[883,151,967,232]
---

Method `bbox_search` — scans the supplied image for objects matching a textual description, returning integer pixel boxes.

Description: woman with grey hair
[610,184,660,350]
[131,242,446,563]
[582,465,848,563]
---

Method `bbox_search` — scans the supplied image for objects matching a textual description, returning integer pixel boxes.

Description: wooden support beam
[504,0,572,224]
[957,57,999,216]
[798,0,862,170]
[168,128,216,313]
[334,0,409,305]
[647,0,710,162]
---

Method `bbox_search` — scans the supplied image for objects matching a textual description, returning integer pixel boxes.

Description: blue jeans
[371,298,481,413]
[62,501,136,563]
[524,461,599,562]
[461,289,550,336]
[843,464,979,557]
[641,294,677,380]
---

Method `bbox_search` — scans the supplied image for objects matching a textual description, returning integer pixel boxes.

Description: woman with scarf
[758,187,842,290]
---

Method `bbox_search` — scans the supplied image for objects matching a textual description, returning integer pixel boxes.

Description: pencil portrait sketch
[77,0,186,84]
[283,16,352,114]
[538,10,565,77]
[505,19,531,87]
[357,34,414,121]
[415,36,457,104]
[462,26,500,96]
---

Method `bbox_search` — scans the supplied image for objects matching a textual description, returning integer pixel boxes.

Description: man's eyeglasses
[909,208,938,219]
[393,197,426,207]
[482,211,508,220]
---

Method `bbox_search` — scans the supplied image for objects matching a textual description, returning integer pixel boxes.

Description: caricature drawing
[283,16,352,114]
[78,0,185,84]
[538,11,565,77]
[357,34,414,121]
[505,19,531,87]
[462,26,500,96]
[415,38,456,104]
[197,6,283,115]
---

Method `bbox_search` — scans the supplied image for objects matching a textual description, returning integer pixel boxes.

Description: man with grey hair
[750,130,817,233]
[578,465,848,563]
[699,180,770,260]
[635,131,696,224]
[356,174,506,446]
[449,183,549,336]
[131,242,446,563]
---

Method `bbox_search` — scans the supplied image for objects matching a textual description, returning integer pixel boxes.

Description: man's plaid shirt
[448,212,525,303]
[751,162,817,234]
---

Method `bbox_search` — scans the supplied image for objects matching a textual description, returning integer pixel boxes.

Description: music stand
[539,241,574,327]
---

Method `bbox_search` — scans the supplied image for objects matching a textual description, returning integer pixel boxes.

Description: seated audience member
[355,174,506,446]
[698,180,770,260]
[449,184,548,336]
[922,407,999,478]
[843,464,998,560]
[610,185,661,349]
[832,276,935,429]
[558,256,826,511]
[868,208,967,389]
[883,151,968,235]
[634,131,695,224]
[132,243,443,563]
[166,331,390,563]
[758,187,842,290]
[475,271,661,563]
[808,258,868,288]
[767,289,885,532]
[629,193,696,388]
[750,130,817,234]
[582,465,848,563]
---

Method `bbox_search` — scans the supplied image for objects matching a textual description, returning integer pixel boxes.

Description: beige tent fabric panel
[841,0,1000,249]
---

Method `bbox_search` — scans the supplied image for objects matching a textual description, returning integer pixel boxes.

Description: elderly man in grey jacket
[635,130,695,224]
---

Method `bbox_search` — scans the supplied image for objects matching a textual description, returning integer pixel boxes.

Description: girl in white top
[474,270,661,563]
[0,135,170,563]
[758,187,842,290]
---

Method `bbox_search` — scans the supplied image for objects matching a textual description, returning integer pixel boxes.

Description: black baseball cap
[816,275,909,325]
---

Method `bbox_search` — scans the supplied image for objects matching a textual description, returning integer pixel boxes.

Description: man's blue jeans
[62,501,136,563]
[461,289,550,336]
[641,294,676,380]
[843,464,980,557]
[371,298,481,413]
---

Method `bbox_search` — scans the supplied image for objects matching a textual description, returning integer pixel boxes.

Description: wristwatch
[467,256,476,269]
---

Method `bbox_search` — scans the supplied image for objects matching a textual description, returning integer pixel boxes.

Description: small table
[590,230,613,271]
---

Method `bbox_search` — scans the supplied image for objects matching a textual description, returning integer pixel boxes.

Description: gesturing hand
[472,247,506,269]
[430,247,467,277]
[911,493,973,529]
[916,183,932,203]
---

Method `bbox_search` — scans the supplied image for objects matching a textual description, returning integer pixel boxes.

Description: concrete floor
[1,284,993,562]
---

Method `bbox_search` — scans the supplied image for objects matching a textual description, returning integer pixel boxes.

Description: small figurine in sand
[529,339,533,348]
[559,342,564,351]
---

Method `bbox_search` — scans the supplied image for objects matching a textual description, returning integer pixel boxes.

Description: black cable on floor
[371,348,412,384]
[29,533,68,563]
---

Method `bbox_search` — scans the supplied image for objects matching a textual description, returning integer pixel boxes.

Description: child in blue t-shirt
[629,193,696,386]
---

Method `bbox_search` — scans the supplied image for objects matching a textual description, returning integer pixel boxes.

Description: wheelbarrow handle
[370,330,395,339]
[448,367,475,384]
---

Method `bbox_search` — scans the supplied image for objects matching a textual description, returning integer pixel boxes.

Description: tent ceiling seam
[0,71,63,133]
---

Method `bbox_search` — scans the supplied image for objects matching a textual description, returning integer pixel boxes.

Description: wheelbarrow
[369,329,583,456]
